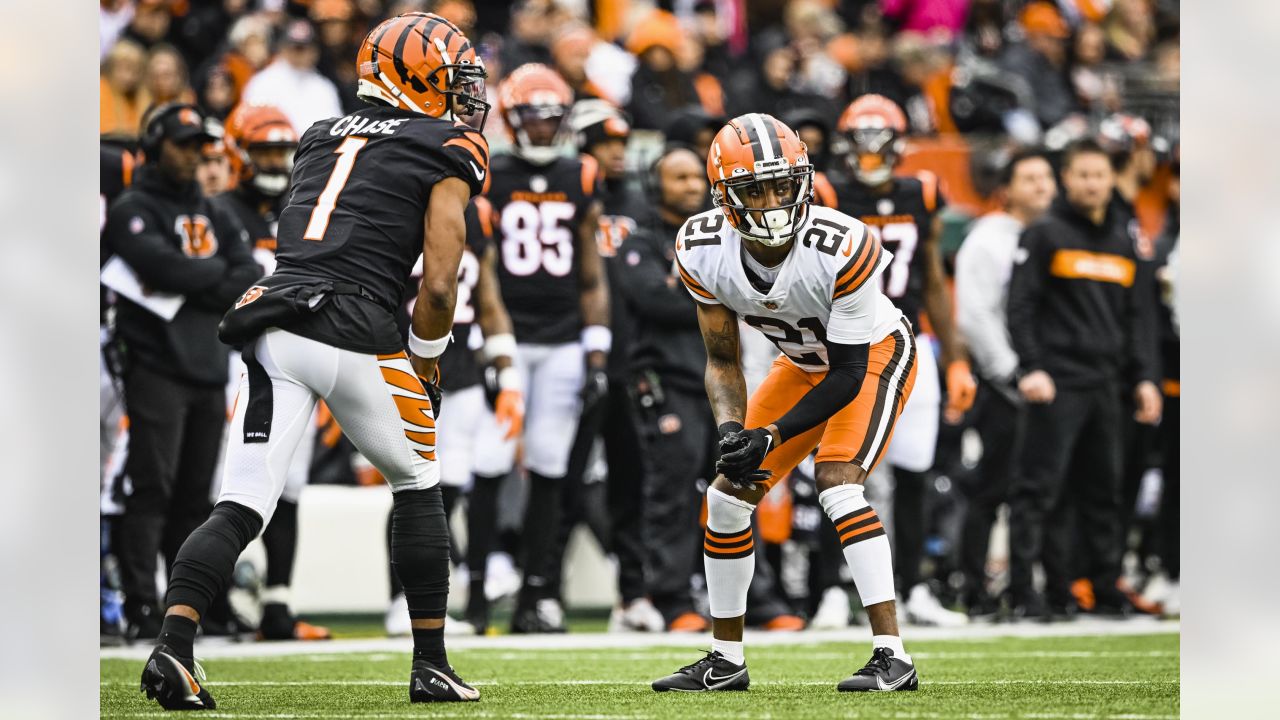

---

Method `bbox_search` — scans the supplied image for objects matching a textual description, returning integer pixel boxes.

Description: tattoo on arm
[699,304,747,426]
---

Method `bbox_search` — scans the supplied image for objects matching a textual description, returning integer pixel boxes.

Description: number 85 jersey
[676,204,904,372]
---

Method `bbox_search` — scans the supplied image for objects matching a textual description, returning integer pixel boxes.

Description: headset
[139,102,203,159]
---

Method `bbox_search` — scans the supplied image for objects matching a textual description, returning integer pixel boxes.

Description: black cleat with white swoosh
[652,650,749,692]
[139,644,217,710]
[409,658,480,702]
[837,647,918,692]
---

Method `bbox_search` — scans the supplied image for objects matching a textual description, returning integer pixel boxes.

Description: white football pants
[473,342,584,478]
[218,329,439,528]
[883,332,940,473]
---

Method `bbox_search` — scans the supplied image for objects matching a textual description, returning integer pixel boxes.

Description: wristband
[581,325,612,354]
[408,330,452,359]
[483,333,517,363]
[718,421,744,437]
[497,366,522,392]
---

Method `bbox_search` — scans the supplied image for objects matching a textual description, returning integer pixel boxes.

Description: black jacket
[617,219,707,394]
[1007,195,1159,390]
[105,166,261,386]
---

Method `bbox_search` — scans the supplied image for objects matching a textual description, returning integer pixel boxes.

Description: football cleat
[652,650,749,692]
[510,600,566,634]
[810,586,852,629]
[140,645,217,710]
[837,647,918,692]
[409,658,480,702]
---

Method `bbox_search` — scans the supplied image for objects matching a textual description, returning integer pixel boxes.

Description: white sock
[712,638,745,665]
[819,484,896,607]
[703,487,756,619]
[873,634,911,665]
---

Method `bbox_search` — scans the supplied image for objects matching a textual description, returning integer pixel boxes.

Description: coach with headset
[104,103,262,639]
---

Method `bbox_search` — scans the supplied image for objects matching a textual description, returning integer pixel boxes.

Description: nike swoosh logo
[703,667,746,689]
[875,667,915,691]
[469,161,486,182]
[842,233,855,257]
[426,669,480,700]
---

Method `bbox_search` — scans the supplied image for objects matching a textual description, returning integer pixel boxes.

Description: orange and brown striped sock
[819,485,896,608]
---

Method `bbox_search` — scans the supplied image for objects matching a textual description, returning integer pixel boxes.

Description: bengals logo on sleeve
[175,214,218,258]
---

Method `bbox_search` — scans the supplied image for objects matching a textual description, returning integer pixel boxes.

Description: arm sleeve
[772,340,870,443]
[105,197,228,295]
[955,231,1019,380]
[618,233,701,328]
[1128,256,1161,386]
[1006,223,1051,374]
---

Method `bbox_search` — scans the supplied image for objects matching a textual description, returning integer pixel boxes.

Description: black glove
[481,364,501,410]
[421,377,443,421]
[581,366,609,412]
[715,423,773,489]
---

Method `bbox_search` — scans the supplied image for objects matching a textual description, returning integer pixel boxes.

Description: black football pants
[958,378,1024,600]
[1008,381,1124,604]
[116,364,225,617]
[634,384,713,622]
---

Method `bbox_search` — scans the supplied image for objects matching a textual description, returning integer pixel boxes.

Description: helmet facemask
[713,158,814,247]
[246,145,296,198]
[507,101,569,165]
[429,60,490,131]
[845,126,902,186]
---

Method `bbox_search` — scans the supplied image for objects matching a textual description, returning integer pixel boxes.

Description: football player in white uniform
[651,114,919,693]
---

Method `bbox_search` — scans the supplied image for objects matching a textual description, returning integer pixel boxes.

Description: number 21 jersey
[676,204,903,372]
[486,152,600,344]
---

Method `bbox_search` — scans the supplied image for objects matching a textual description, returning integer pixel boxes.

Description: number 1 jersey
[486,152,600,345]
[676,204,903,372]
[274,105,488,353]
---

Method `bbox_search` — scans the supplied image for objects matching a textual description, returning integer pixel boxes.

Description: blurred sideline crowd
[99,0,1180,643]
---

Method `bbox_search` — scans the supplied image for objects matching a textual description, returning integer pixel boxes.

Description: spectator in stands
[101,39,151,140]
[195,63,238,122]
[145,44,196,106]
[120,0,174,51]
[552,25,618,105]
[242,19,343,134]
[1105,0,1156,62]
[730,41,835,125]
[311,0,364,113]
[1071,23,1122,114]
[501,0,558,73]
[690,0,735,85]
[1001,2,1079,129]
[626,10,707,131]
[662,109,725,165]
[215,13,274,100]
[953,148,1056,617]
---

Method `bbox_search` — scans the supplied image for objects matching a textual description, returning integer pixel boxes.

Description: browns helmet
[225,103,299,197]
[497,64,573,165]
[707,113,813,247]
[837,94,907,186]
[356,12,489,129]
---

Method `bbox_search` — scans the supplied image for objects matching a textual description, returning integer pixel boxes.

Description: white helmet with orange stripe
[707,113,814,248]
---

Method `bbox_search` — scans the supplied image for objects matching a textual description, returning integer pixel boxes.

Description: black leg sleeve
[516,472,565,609]
[892,466,928,591]
[390,487,452,667]
[165,501,264,615]
[262,499,299,589]
[465,473,504,615]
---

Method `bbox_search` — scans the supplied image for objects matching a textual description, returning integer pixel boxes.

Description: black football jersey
[487,152,600,344]
[100,146,135,264]
[833,171,944,329]
[399,197,495,392]
[217,186,283,273]
[273,105,488,354]
[596,177,647,379]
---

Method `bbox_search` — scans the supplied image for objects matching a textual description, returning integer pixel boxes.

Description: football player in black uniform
[828,95,975,626]
[469,63,611,634]
[386,195,524,637]
[141,13,490,709]
[215,103,332,641]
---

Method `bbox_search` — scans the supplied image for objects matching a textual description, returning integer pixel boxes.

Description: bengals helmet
[356,12,489,129]
[837,94,907,186]
[497,64,573,165]
[707,113,813,247]
[225,104,298,197]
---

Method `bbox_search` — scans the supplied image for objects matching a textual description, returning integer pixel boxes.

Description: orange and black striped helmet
[707,113,814,247]
[836,94,907,186]
[496,64,574,165]
[356,12,489,129]
[224,103,299,196]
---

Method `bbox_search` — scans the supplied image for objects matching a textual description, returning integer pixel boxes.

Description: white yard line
[100,618,1178,661]
[103,679,1177,687]
[104,711,1177,720]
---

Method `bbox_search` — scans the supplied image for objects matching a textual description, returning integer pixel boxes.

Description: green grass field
[101,631,1178,719]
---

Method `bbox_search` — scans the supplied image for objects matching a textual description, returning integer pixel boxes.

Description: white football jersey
[676,204,904,372]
